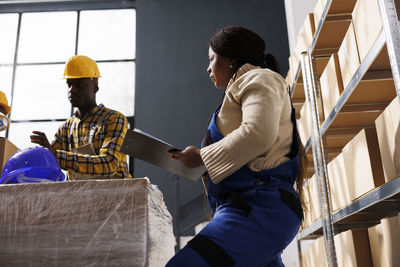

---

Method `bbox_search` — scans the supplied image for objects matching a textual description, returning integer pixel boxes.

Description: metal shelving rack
[292,0,400,266]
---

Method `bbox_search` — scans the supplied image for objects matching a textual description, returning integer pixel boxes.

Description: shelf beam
[299,177,400,239]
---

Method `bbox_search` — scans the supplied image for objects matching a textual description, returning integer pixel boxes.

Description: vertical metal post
[6,12,22,138]
[301,52,337,267]
[378,0,400,102]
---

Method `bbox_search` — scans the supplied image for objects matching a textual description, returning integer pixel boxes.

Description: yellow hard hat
[63,55,101,79]
[0,91,11,115]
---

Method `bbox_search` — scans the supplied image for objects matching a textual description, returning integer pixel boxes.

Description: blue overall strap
[202,98,302,219]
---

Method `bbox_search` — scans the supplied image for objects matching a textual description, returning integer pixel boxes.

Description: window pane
[0,13,18,64]
[79,9,136,60]
[18,12,76,63]
[12,64,71,120]
[7,121,61,150]
[0,66,13,103]
[97,62,135,117]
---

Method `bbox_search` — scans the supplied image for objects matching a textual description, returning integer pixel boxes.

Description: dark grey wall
[135,0,289,234]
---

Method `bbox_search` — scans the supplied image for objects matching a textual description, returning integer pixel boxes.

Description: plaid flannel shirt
[51,104,131,178]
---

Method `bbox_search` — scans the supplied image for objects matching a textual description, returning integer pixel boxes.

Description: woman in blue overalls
[167,26,306,267]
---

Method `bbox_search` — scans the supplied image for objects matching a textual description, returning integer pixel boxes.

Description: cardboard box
[337,22,361,89]
[342,128,385,201]
[0,178,175,266]
[304,236,328,267]
[0,137,19,173]
[291,13,316,75]
[327,153,350,211]
[292,57,329,108]
[313,0,327,29]
[319,53,344,118]
[368,214,400,267]
[313,0,357,30]
[296,13,316,54]
[309,174,321,223]
[368,223,386,267]
[375,97,400,182]
[352,0,383,64]
[302,180,313,229]
[287,54,302,89]
[285,66,293,87]
[297,100,310,146]
[335,229,373,267]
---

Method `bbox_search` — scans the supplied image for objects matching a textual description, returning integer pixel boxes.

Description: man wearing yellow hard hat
[30,55,131,179]
[0,91,11,132]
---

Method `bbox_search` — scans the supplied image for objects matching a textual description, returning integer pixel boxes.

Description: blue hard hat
[0,147,65,184]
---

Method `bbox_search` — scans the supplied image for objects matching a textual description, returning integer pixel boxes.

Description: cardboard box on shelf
[368,223,386,267]
[0,137,19,173]
[302,180,313,229]
[292,56,329,108]
[295,13,316,54]
[285,66,293,87]
[337,22,360,90]
[313,0,327,29]
[313,0,357,30]
[335,229,373,267]
[352,0,383,64]
[319,53,344,118]
[327,153,350,211]
[368,214,400,267]
[297,100,311,146]
[291,13,316,77]
[305,236,328,267]
[342,128,385,201]
[375,97,400,183]
[287,54,301,91]
[309,174,321,223]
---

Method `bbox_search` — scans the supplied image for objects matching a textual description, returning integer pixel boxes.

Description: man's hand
[30,131,56,156]
[168,145,204,169]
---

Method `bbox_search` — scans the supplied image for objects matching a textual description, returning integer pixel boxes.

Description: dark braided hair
[209,26,281,74]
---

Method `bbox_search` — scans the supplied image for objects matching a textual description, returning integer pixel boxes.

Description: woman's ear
[229,58,238,69]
